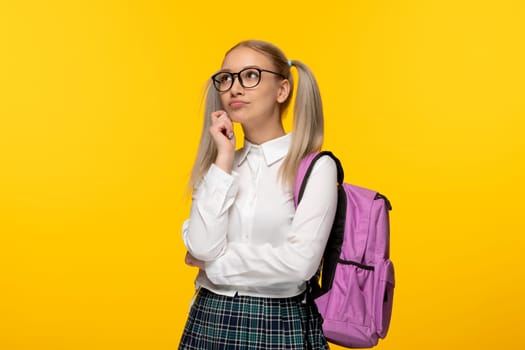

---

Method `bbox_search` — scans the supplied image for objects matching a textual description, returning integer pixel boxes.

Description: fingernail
[228,132,234,139]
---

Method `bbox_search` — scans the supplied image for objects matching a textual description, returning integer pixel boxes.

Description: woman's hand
[185,251,206,270]
[209,110,235,173]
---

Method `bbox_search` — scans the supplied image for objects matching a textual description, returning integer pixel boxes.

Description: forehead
[221,47,274,71]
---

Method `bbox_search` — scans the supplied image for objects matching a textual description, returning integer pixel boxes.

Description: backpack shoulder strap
[294,151,344,207]
[294,151,346,298]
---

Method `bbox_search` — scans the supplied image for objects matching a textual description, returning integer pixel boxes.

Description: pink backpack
[294,151,395,348]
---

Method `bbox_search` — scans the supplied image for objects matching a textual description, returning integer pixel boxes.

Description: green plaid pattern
[179,288,329,349]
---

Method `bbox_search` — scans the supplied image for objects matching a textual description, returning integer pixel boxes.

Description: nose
[229,73,244,95]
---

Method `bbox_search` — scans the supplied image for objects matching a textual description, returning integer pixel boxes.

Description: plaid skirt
[179,288,329,350]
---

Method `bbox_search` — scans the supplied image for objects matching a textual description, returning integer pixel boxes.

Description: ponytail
[279,59,324,189]
[187,80,222,191]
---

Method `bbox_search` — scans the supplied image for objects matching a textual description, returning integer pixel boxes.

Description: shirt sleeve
[205,156,338,287]
[182,164,239,261]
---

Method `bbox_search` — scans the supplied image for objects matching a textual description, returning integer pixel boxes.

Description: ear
[276,79,291,104]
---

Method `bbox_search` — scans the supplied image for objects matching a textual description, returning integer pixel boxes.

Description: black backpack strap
[297,151,344,204]
[298,151,345,299]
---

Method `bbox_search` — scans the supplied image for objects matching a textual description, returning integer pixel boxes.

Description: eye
[241,69,260,81]
[215,73,232,84]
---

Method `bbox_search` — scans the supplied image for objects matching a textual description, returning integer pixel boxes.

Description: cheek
[259,87,281,107]
[219,94,230,111]
[254,82,278,99]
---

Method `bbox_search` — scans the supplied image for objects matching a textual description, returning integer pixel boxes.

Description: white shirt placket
[244,147,262,241]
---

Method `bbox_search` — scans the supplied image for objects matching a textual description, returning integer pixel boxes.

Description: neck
[242,110,285,145]
[244,124,285,145]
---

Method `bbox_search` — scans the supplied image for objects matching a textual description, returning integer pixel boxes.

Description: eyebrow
[216,65,263,73]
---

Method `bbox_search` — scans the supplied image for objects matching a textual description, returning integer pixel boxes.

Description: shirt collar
[237,133,292,167]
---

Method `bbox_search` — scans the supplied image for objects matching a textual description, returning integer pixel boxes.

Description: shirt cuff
[205,250,243,285]
[200,164,239,216]
[204,164,239,196]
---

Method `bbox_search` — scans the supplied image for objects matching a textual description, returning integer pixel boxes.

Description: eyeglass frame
[211,66,287,92]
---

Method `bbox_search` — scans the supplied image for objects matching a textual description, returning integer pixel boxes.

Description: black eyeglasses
[211,67,287,92]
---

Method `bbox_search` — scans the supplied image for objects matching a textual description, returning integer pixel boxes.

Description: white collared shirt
[182,133,338,298]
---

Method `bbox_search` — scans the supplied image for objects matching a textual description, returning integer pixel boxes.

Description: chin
[227,110,247,123]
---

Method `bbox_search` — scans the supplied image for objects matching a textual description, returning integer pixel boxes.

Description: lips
[229,100,248,108]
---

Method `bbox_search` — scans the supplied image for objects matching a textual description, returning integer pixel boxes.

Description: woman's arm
[182,164,239,261]
[204,156,338,286]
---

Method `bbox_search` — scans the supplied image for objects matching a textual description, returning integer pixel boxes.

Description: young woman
[179,40,338,349]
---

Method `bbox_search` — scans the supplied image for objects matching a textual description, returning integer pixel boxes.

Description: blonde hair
[188,40,324,190]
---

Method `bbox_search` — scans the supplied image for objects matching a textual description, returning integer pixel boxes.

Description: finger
[210,120,231,138]
[211,115,233,139]
[220,122,234,139]
[185,252,195,266]
[211,110,228,122]
[210,111,229,128]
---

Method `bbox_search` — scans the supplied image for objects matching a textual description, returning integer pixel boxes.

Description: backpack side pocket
[375,259,395,338]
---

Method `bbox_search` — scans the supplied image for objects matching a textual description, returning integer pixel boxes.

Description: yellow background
[1,1,524,349]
